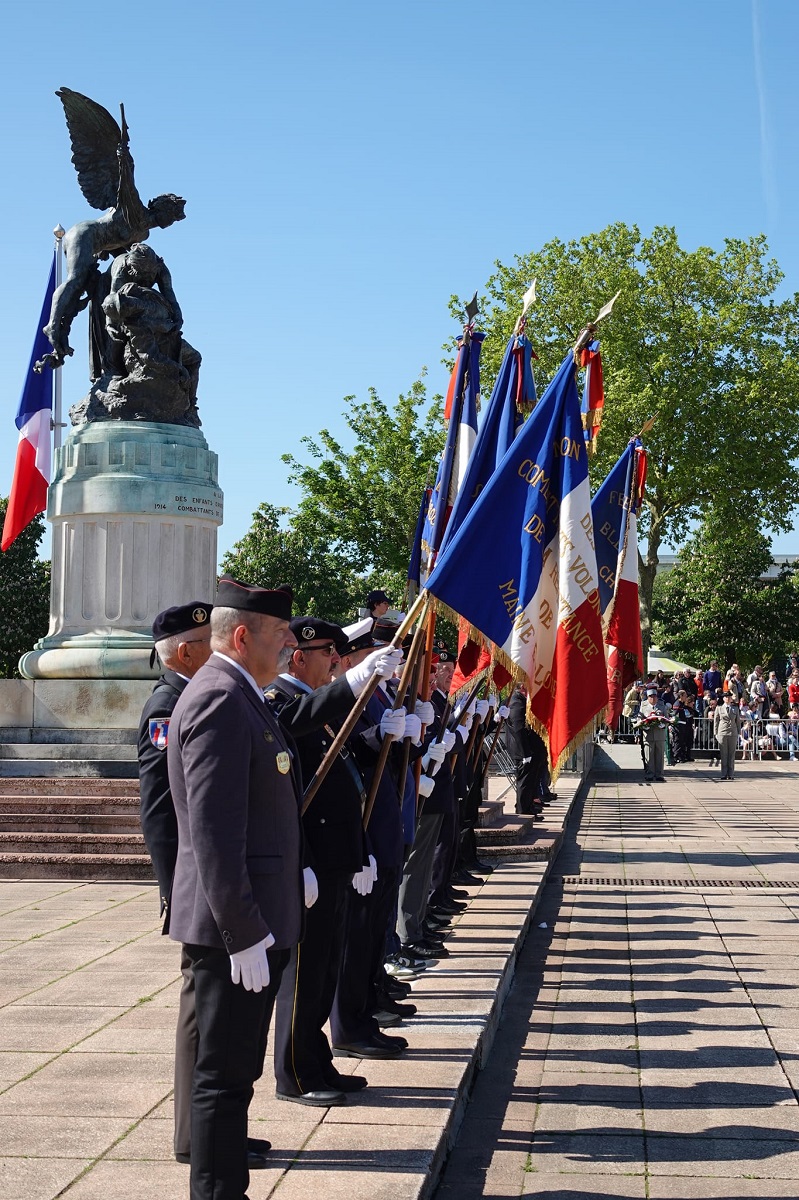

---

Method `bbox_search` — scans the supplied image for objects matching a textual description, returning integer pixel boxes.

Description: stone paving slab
[436,746,799,1198]
[0,773,584,1200]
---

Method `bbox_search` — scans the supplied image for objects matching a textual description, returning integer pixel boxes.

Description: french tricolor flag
[591,439,647,728]
[425,353,609,777]
[1,259,56,552]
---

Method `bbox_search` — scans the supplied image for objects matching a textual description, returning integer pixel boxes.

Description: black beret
[436,648,455,664]
[215,574,293,620]
[367,589,390,607]
[373,618,400,645]
[152,601,212,643]
[290,616,347,652]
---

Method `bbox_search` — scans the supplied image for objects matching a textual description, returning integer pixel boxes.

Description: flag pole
[51,225,65,452]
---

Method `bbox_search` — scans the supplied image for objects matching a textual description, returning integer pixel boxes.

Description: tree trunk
[638,516,664,671]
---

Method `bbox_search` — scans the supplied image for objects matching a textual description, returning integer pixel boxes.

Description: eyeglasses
[303,643,338,656]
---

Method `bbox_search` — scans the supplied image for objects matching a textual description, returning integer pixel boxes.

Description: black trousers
[186,943,289,1200]
[174,946,197,1158]
[273,869,349,1094]
[330,863,400,1045]
[429,809,459,906]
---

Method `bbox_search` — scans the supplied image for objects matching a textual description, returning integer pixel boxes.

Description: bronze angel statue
[41,88,200,426]
[43,88,186,367]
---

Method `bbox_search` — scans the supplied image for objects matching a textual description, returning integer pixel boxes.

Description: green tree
[281,376,445,577]
[463,224,799,655]
[0,501,50,677]
[651,509,799,672]
[221,502,364,624]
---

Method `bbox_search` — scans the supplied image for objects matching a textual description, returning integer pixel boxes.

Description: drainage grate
[558,876,799,889]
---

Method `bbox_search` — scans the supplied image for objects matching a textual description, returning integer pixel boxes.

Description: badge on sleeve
[149,718,170,750]
[276,751,291,774]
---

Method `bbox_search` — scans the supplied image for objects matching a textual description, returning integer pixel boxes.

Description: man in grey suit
[167,574,308,1200]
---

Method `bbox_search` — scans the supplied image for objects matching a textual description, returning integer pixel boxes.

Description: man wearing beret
[137,601,212,1165]
[266,616,402,1104]
[167,575,303,1200]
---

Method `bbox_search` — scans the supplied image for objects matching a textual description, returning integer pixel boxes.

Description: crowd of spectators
[620,654,799,763]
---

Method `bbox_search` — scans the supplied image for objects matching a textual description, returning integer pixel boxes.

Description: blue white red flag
[420,329,483,581]
[439,330,535,557]
[580,338,605,452]
[425,352,608,774]
[2,258,56,552]
[592,438,647,727]
[407,485,431,592]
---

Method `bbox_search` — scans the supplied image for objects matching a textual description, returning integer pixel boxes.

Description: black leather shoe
[323,1070,368,1092]
[375,999,417,1018]
[373,1009,402,1027]
[276,1087,347,1106]
[467,859,493,874]
[333,1039,403,1059]
[431,900,466,916]
[248,1137,272,1156]
[176,1147,271,1168]
[448,887,469,900]
[373,1029,408,1049]
[384,978,412,999]
[452,869,481,886]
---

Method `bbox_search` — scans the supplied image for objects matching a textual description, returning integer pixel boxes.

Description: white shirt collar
[213,651,264,701]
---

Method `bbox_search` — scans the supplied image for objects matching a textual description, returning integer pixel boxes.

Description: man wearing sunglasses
[267,616,402,1106]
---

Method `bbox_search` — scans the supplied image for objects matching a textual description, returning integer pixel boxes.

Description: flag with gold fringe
[424,352,608,776]
[592,437,647,728]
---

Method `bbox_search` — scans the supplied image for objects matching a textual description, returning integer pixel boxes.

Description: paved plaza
[438,746,799,1198]
[2,749,799,1199]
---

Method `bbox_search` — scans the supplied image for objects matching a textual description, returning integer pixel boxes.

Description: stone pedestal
[19,421,223,680]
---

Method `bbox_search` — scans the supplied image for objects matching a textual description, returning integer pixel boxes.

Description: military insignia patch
[149,718,170,750]
[302,625,316,641]
[276,751,291,774]
[192,607,208,624]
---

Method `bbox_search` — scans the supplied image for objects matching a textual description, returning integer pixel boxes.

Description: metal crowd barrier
[616,713,799,762]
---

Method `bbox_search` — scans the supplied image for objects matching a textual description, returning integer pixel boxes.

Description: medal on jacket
[276,751,291,774]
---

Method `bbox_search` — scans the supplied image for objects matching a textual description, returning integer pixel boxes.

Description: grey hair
[210,606,262,647]
[154,632,182,665]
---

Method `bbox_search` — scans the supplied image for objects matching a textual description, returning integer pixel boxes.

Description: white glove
[230,934,275,992]
[352,855,377,896]
[418,774,435,798]
[475,699,490,721]
[303,866,319,909]
[456,723,470,743]
[423,741,447,772]
[380,706,406,740]
[488,693,499,710]
[403,712,423,744]
[345,646,404,697]
[497,704,511,720]
[467,700,478,717]
[415,700,435,727]
[441,730,457,753]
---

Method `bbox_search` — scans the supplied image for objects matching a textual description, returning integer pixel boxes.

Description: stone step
[0,852,155,881]
[475,814,538,844]
[0,727,137,745]
[0,759,139,779]
[0,831,146,855]
[0,813,141,834]
[0,795,140,816]
[477,798,506,827]
[0,743,137,760]
[0,777,140,795]
[477,833,560,862]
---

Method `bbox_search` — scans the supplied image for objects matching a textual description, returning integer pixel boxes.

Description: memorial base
[20,420,223,680]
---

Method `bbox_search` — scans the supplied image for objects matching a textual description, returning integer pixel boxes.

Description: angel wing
[56,87,143,221]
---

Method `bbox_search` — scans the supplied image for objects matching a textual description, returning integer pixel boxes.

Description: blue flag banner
[425,351,608,773]
[407,485,431,589]
[420,329,483,581]
[440,331,535,557]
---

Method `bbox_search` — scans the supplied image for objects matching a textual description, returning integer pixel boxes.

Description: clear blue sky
[1,0,796,561]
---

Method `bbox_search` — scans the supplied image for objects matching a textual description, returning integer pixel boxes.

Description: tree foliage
[281,376,445,576]
[0,501,50,678]
[651,509,799,672]
[462,223,799,653]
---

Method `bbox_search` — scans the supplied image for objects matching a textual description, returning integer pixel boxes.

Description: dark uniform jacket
[167,655,304,954]
[266,674,369,874]
[347,689,406,869]
[421,689,461,816]
[137,669,187,916]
